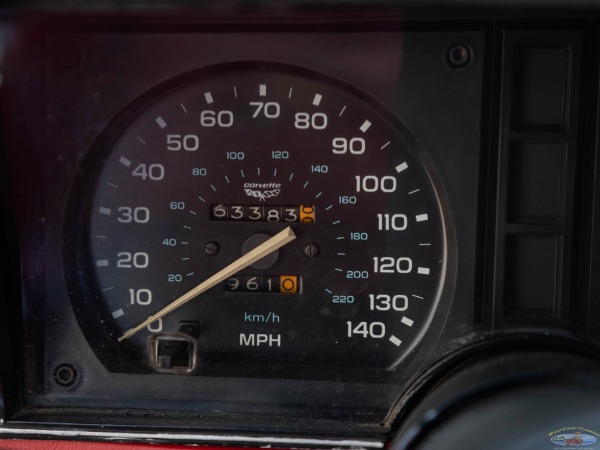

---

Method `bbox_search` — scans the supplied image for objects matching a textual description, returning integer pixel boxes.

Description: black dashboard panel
[1,3,600,449]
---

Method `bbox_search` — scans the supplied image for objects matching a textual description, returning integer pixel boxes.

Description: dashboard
[1,2,600,449]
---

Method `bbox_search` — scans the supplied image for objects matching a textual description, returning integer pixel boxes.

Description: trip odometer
[65,63,453,378]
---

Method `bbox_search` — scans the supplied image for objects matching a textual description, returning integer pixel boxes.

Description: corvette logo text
[244,182,282,201]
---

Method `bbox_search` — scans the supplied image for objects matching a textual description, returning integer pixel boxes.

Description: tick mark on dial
[313,93,322,106]
[155,116,167,129]
[360,120,371,133]
[396,162,408,173]
[401,317,414,327]
[389,336,402,346]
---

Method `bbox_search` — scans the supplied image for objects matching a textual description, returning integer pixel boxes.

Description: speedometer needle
[118,226,296,342]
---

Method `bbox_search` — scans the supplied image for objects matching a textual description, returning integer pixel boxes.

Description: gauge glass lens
[66,64,450,378]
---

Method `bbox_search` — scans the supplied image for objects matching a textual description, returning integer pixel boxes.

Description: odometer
[65,63,453,379]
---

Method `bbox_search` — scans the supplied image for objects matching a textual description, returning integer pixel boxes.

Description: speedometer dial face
[66,63,452,378]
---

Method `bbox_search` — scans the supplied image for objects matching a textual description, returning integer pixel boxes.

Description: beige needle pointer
[118,226,296,342]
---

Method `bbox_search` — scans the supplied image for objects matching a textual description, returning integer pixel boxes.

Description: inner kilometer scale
[65,63,449,378]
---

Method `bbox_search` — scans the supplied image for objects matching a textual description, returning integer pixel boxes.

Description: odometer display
[66,63,451,378]
[210,204,316,222]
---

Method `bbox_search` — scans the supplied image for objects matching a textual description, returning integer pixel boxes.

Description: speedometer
[65,63,453,379]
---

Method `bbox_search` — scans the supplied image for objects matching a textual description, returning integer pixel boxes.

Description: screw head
[447,43,471,68]
[304,243,320,258]
[205,241,220,256]
[57,46,80,68]
[54,363,79,388]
